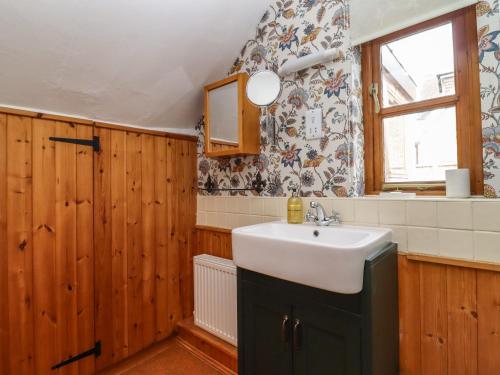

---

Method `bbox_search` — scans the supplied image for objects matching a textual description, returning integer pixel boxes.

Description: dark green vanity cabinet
[237,243,398,375]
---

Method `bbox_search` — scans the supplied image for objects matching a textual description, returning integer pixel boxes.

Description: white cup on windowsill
[445,169,470,198]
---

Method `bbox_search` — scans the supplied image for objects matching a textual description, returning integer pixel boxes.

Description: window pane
[383,107,457,183]
[381,23,455,108]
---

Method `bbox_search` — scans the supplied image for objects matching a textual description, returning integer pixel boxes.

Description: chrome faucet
[305,201,342,226]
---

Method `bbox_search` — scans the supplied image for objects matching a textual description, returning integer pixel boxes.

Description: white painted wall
[0,0,269,132]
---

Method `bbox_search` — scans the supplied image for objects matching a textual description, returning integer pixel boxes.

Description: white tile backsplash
[437,201,472,230]
[332,199,355,222]
[206,196,216,212]
[473,201,500,232]
[197,195,500,264]
[197,195,206,212]
[381,225,408,252]
[226,197,239,214]
[407,227,439,255]
[206,212,217,226]
[239,198,251,215]
[379,200,406,225]
[262,198,280,217]
[406,201,437,227]
[474,231,500,263]
[249,197,264,216]
[197,212,207,226]
[438,229,474,260]
[354,200,379,224]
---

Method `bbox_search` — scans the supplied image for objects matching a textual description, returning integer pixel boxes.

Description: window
[362,6,483,194]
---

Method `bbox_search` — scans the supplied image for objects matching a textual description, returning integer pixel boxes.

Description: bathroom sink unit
[233,222,398,375]
[232,221,392,294]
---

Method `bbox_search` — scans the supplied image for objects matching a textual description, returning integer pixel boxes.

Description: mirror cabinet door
[208,80,240,152]
[204,73,261,157]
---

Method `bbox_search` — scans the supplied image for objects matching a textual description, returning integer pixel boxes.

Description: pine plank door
[32,119,95,374]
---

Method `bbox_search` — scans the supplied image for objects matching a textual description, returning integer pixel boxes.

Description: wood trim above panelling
[0,105,197,141]
[0,106,94,125]
[195,225,232,234]
[94,121,197,141]
[407,253,500,273]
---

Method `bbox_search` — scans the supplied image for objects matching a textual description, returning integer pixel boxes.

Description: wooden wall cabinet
[204,73,260,157]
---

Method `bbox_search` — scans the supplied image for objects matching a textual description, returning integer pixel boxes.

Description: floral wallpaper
[479,0,500,197]
[197,0,358,197]
[198,0,500,198]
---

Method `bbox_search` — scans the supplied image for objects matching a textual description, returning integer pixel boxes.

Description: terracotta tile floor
[101,338,224,375]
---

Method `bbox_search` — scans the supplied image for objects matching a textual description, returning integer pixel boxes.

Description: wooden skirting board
[194,225,500,375]
[177,318,238,375]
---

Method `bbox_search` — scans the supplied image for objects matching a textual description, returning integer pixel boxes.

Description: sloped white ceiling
[0,0,269,133]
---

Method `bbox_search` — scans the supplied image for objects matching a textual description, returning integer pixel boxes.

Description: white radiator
[194,254,238,346]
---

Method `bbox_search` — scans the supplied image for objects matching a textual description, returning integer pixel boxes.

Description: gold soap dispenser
[287,189,303,224]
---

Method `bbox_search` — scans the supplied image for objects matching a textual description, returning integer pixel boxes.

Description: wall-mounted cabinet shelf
[204,73,260,158]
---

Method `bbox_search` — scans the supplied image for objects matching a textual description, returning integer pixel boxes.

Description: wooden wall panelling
[398,255,421,375]
[188,141,197,317]
[398,256,500,375]
[477,270,500,374]
[75,123,95,375]
[32,119,95,374]
[55,120,78,373]
[94,127,114,369]
[32,119,58,374]
[0,110,198,373]
[55,120,84,373]
[126,131,144,356]
[166,138,181,332]
[141,134,156,347]
[1,115,98,374]
[195,226,233,259]
[178,141,189,320]
[94,130,197,371]
[154,136,170,340]
[110,129,128,363]
[0,114,8,375]
[446,267,477,375]
[179,140,197,320]
[420,262,448,375]
[7,115,34,374]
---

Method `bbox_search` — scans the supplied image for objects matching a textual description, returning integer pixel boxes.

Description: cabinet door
[240,281,293,375]
[292,305,362,375]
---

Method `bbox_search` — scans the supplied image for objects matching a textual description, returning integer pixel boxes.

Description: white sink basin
[232,221,392,294]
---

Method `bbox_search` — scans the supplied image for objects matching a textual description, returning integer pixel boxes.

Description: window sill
[360,194,494,201]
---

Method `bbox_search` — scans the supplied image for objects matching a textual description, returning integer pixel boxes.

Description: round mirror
[246,70,282,107]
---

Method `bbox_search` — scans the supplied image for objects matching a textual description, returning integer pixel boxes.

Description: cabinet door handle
[293,319,302,351]
[280,315,290,344]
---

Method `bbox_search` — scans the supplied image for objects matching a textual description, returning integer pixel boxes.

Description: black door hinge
[49,136,100,152]
[51,341,101,370]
